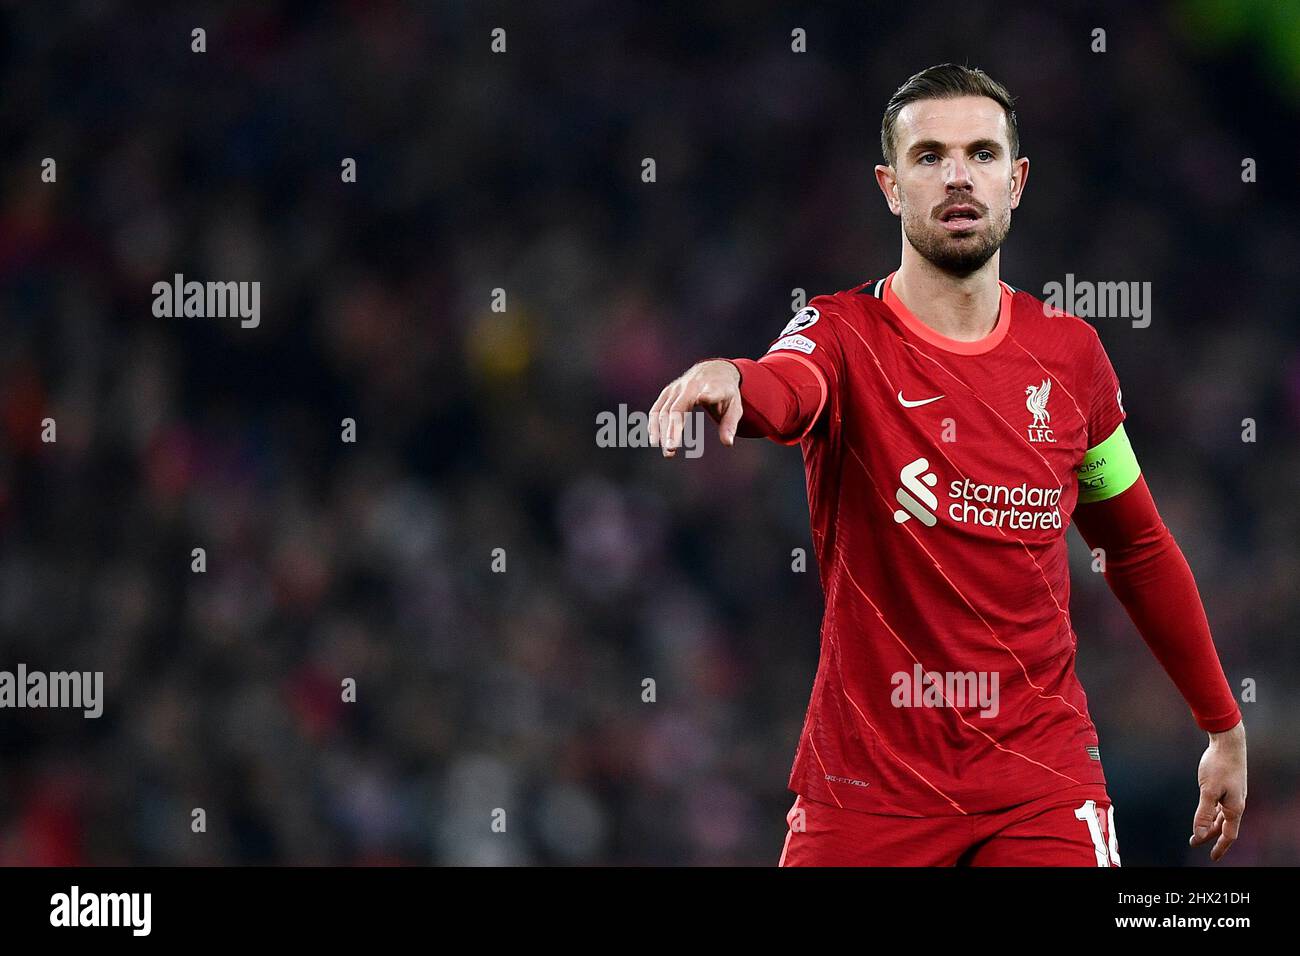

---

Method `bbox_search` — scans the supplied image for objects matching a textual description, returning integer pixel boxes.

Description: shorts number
[1074,800,1121,867]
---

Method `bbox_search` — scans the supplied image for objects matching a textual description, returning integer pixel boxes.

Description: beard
[901,199,1011,278]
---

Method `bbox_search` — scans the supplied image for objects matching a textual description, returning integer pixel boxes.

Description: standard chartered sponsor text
[947,477,1063,530]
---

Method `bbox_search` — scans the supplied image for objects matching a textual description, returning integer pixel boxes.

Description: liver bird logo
[1025,379,1052,428]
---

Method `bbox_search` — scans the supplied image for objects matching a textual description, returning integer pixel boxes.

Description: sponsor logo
[892,458,939,526]
[1025,379,1056,443]
[947,475,1063,529]
[897,389,944,408]
[893,458,1064,530]
[780,306,820,337]
[768,333,816,355]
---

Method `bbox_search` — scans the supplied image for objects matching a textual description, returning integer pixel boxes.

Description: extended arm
[1073,470,1246,861]
[648,352,828,454]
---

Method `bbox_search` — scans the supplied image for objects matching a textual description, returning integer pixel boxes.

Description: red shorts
[778,784,1120,867]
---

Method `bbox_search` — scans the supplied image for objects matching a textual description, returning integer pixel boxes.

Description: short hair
[880,63,1019,167]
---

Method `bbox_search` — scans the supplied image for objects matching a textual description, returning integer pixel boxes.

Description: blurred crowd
[0,1,1296,865]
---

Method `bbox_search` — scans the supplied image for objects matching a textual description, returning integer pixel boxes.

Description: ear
[874,164,901,216]
[1009,155,1029,210]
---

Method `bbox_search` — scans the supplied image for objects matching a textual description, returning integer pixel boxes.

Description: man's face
[876,95,1028,276]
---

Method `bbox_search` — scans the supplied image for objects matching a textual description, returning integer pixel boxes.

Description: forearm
[729,353,828,444]
[1074,475,1242,732]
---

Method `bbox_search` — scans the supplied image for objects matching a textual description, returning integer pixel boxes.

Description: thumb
[718,397,744,446]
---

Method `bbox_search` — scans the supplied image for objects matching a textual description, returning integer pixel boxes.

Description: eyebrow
[907,138,1003,158]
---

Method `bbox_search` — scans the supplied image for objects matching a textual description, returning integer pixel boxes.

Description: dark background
[0,0,1296,865]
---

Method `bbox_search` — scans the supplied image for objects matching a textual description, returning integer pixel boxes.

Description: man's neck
[890,252,1002,342]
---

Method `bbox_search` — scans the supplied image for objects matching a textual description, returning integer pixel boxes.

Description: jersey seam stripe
[806,732,844,808]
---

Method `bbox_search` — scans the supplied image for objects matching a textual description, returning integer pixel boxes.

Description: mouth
[938,205,982,232]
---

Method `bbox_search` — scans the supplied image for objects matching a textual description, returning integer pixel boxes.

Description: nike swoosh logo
[897,390,945,408]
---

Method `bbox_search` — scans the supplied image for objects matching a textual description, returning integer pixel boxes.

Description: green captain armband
[1076,422,1141,504]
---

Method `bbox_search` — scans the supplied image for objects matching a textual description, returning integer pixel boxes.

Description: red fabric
[1072,475,1242,733]
[717,274,1238,817]
[779,785,1119,866]
[726,281,1117,815]
[731,353,826,444]
[884,272,1013,355]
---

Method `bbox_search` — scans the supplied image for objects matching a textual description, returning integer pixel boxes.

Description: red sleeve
[730,352,828,444]
[729,295,849,444]
[1073,475,1242,733]
[1085,327,1126,448]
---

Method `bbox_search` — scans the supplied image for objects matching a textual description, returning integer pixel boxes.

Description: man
[647,64,1246,866]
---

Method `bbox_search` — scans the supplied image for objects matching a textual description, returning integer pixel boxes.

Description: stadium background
[0,1,1296,865]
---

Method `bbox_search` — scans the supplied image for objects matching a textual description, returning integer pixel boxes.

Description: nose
[943,155,974,191]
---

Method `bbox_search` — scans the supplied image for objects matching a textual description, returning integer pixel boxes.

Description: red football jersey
[755,272,1127,816]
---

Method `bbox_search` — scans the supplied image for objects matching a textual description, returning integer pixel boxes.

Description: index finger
[648,382,675,446]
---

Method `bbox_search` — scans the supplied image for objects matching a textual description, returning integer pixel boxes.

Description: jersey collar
[880,271,1014,356]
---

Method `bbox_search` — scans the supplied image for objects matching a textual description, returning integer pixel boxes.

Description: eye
[974,150,994,162]
[918,153,938,165]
